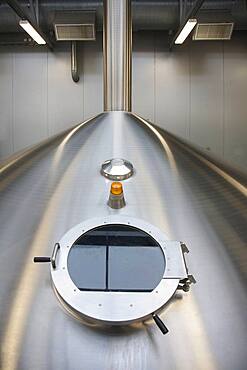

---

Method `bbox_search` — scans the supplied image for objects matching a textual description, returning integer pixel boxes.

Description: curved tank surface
[0,111,247,370]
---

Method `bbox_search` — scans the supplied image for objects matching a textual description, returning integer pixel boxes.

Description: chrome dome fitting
[101,158,134,181]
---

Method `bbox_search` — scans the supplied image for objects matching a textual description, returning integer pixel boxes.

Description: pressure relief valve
[108,182,126,209]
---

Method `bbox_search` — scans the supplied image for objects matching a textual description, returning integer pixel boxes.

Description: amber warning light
[108,182,125,209]
[110,182,123,195]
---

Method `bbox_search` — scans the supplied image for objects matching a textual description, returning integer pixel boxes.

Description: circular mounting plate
[51,216,180,325]
[101,158,134,180]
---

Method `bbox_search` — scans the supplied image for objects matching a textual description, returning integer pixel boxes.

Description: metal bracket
[181,242,189,254]
[177,275,196,292]
[180,241,190,276]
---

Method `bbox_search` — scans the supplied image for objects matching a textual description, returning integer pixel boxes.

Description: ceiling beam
[0,32,34,46]
[5,0,53,50]
[170,0,204,50]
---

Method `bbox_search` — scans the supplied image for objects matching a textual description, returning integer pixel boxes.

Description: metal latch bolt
[177,275,196,292]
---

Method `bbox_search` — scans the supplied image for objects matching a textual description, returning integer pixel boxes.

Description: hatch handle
[33,243,60,269]
[33,256,51,263]
[51,243,60,269]
[152,314,169,335]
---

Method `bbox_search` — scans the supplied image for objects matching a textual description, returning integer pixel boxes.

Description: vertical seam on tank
[82,43,85,120]
[106,233,109,290]
[106,246,109,290]
[154,31,156,123]
[222,41,225,159]
[188,42,191,140]
[46,50,49,137]
[12,52,15,153]
[10,52,14,154]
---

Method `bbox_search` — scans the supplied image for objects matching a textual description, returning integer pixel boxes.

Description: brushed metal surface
[0,111,247,370]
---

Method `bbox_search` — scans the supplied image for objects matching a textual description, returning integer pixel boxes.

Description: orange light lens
[110,182,123,195]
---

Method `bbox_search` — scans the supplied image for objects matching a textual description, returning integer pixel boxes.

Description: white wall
[0,39,103,159]
[0,32,247,173]
[133,31,247,173]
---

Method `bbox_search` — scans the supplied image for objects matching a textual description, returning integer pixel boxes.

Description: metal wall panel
[132,32,155,121]
[190,42,224,156]
[82,38,103,120]
[47,44,84,135]
[224,34,247,171]
[155,36,190,139]
[0,50,13,158]
[13,50,48,152]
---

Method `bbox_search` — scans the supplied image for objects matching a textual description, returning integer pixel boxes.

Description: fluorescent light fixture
[175,19,197,44]
[19,20,46,45]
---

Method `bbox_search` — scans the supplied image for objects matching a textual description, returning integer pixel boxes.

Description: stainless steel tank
[0,1,247,369]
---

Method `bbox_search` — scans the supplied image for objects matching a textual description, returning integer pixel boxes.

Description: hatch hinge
[177,275,196,292]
